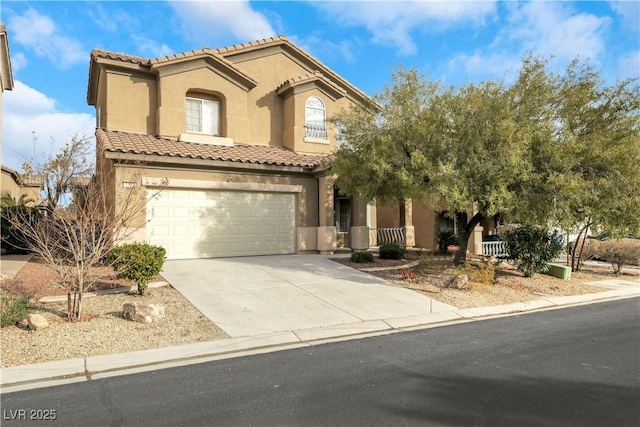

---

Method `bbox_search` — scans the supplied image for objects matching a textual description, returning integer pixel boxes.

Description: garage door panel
[147,189,295,259]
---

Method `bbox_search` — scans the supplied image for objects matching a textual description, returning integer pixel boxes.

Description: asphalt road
[2,298,639,426]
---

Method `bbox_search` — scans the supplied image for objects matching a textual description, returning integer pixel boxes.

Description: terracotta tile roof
[212,35,289,55]
[97,129,330,169]
[91,49,150,66]
[277,71,346,97]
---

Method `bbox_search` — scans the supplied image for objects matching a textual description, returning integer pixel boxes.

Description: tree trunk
[571,219,591,272]
[454,211,485,265]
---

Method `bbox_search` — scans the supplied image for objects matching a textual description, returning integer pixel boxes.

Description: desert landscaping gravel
[1,256,637,368]
[0,285,227,368]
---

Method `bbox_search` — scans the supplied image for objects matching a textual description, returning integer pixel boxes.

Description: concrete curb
[1,286,638,394]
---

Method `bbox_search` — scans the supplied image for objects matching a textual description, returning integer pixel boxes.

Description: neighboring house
[87,36,376,260]
[1,23,15,173]
[0,30,43,205]
[1,165,42,204]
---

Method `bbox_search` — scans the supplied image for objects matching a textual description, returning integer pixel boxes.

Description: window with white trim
[186,97,220,135]
[305,96,327,139]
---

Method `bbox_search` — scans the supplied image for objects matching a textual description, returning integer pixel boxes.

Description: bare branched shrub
[580,239,600,262]
[596,239,640,275]
[4,160,163,320]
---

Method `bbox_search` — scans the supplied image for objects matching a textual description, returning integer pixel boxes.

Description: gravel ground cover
[1,254,636,368]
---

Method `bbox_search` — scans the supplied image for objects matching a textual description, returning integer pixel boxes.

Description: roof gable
[87,35,375,108]
[215,36,373,106]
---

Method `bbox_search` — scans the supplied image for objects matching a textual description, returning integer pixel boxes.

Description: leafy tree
[22,134,93,211]
[332,57,639,265]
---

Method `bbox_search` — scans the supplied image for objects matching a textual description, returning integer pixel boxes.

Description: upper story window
[305,96,327,140]
[186,96,220,136]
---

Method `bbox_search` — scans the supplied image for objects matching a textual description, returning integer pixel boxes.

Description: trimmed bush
[108,243,167,295]
[1,294,30,327]
[380,244,404,260]
[596,238,640,275]
[351,251,374,263]
[499,224,563,277]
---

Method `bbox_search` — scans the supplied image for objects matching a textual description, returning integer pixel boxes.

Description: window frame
[304,96,328,140]
[185,96,221,136]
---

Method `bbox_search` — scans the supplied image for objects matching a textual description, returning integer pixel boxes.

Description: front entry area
[146,189,296,259]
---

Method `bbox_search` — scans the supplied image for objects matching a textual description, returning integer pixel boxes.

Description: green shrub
[457,262,496,287]
[351,251,374,263]
[108,243,167,295]
[499,224,563,277]
[437,231,458,253]
[596,238,640,275]
[1,294,30,327]
[380,244,404,260]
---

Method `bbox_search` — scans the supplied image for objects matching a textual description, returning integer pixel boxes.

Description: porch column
[350,196,369,251]
[317,174,336,254]
[400,199,415,248]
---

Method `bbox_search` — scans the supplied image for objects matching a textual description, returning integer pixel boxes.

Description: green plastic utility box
[544,263,571,280]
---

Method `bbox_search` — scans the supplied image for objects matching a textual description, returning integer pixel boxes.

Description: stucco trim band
[142,177,303,194]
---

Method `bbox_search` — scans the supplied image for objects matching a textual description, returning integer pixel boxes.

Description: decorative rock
[450,274,470,290]
[123,303,165,324]
[27,314,49,331]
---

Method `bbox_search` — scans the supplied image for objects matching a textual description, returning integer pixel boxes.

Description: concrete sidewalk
[1,285,638,393]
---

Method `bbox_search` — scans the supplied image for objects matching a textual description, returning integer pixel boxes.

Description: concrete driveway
[161,255,455,338]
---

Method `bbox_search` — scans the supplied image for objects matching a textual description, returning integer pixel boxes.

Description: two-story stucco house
[87,35,381,260]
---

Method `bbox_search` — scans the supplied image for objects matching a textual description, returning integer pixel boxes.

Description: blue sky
[1,1,638,170]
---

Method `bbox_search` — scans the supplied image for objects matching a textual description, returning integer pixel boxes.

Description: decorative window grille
[305,96,327,139]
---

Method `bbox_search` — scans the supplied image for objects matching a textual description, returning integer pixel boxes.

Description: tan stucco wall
[155,64,250,142]
[0,171,41,204]
[376,203,401,228]
[102,69,157,134]
[412,203,437,250]
[97,49,355,156]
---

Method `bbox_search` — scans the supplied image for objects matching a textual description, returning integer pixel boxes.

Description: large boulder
[450,274,470,290]
[123,303,165,324]
[27,314,49,331]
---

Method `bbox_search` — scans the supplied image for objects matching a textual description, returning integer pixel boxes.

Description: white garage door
[147,189,296,259]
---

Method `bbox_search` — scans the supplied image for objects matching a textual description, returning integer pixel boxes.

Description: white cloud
[290,35,356,65]
[446,51,520,83]
[132,35,174,58]
[313,1,497,55]
[169,1,275,45]
[9,52,27,72]
[609,1,640,33]
[503,2,610,63]
[444,2,611,83]
[617,50,640,80]
[2,81,95,170]
[8,8,86,69]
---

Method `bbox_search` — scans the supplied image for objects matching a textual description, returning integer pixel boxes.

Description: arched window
[305,96,327,139]
[186,95,221,136]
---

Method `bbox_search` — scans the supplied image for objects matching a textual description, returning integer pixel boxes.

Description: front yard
[1,252,636,368]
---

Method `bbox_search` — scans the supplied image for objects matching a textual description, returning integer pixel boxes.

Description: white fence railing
[369,227,405,247]
[482,241,507,257]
